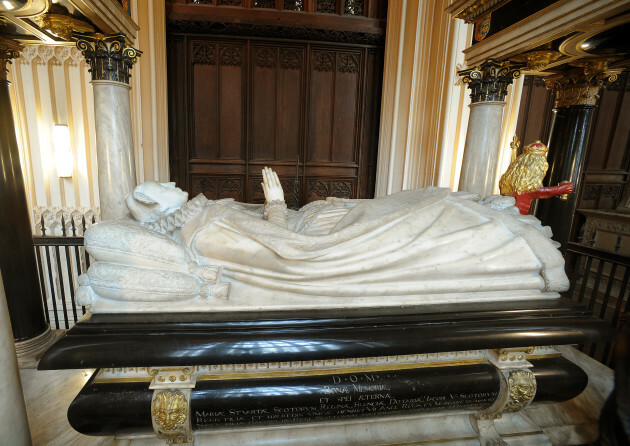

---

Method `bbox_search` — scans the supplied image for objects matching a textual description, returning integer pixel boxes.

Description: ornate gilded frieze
[74,32,141,84]
[545,58,623,108]
[0,37,23,81]
[458,58,524,103]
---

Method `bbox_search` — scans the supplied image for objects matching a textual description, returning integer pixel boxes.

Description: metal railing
[564,242,630,367]
[33,215,95,330]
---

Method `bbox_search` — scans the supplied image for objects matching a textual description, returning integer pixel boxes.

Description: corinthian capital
[458,58,524,103]
[74,32,142,84]
[544,58,623,108]
[0,37,24,81]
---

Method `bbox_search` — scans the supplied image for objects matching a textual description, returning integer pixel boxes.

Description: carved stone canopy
[74,32,141,84]
[458,58,524,103]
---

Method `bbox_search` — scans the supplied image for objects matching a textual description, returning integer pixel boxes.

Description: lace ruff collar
[142,194,209,234]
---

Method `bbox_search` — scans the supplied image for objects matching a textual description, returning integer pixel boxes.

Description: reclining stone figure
[76,168,569,313]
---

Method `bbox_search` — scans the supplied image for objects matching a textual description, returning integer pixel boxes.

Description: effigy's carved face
[129,182,189,222]
[153,182,189,213]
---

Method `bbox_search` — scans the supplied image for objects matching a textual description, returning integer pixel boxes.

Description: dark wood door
[166,1,385,207]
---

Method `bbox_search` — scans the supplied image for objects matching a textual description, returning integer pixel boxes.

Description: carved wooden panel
[307,178,356,202]
[191,175,244,201]
[283,0,304,11]
[169,29,383,205]
[190,40,246,162]
[254,0,275,8]
[317,0,336,14]
[251,45,305,162]
[515,76,554,146]
[308,48,362,164]
[344,0,364,15]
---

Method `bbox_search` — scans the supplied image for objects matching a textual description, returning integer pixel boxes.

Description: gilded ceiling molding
[451,0,510,24]
[458,58,524,103]
[33,12,94,41]
[74,32,142,84]
[545,58,623,108]
[0,36,23,81]
[511,50,563,72]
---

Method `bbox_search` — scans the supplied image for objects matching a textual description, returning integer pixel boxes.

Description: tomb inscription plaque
[193,364,499,429]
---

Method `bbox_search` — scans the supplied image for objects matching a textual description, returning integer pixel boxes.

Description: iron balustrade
[564,242,630,367]
[32,215,94,330]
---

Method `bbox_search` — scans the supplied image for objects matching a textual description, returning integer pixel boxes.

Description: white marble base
[522,345,613,445]
[117,411,552,446]
[459,101,506,198]
[85,291,561,314]
[16,329,63,369]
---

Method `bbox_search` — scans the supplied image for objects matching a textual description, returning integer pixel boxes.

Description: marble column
[458,59,523,197]
[0,37,51,346]
[75,33,142,220]
[0,273,32,446]
[536,63,621,251]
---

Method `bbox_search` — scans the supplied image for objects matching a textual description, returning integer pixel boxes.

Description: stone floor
[19,367,115,446]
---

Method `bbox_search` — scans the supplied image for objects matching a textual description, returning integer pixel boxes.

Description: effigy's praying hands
[261,167,285,203]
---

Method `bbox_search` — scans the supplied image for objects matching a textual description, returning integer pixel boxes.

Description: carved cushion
[85,220,192,272]
[86,262,201,302]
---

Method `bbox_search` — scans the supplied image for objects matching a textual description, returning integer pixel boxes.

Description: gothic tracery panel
[192,176,244,201]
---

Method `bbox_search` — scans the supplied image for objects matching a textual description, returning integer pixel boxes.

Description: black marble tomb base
[39,298,614,370]
[68,357,586,436]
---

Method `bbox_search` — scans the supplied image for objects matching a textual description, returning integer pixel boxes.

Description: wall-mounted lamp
[53,124,73,178]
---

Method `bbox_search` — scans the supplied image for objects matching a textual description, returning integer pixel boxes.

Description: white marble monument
[76,168,568,313]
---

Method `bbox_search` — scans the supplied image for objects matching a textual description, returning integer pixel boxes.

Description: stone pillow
[85,220,191,272]
[86,262,201,302]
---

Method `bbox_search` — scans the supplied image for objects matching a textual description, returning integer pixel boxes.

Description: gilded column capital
[458,58,524,103]
[0,37,24,81]
[544,59,622,108]
[74,32,142,84]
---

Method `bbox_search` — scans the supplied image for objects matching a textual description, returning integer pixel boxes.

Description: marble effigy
[76,168,569,313]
